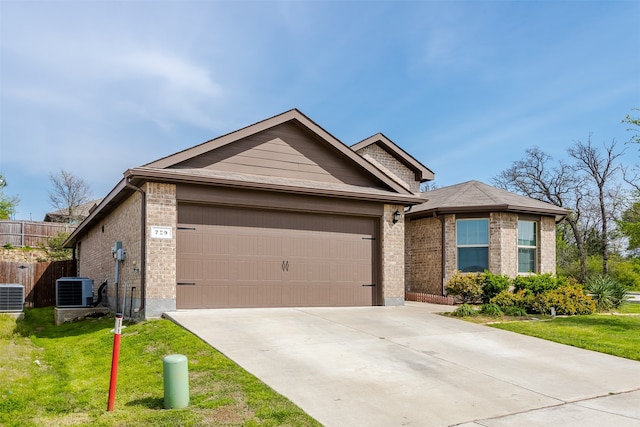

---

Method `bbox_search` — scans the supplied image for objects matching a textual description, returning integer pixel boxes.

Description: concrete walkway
[165,303,640,427]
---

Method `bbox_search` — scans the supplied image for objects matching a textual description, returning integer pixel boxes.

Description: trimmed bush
[479,303,503,318]
[451,304,478,317]
[528,285,595,315]
[481,271,511,303]
[490,289,529,309]
[445,272,483,303]
[512,273,567,295]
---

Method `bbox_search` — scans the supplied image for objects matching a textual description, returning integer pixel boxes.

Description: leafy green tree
[0,173,20,220]
[622,109,640,191]
[618,201,640,253]
[622,109,640,145]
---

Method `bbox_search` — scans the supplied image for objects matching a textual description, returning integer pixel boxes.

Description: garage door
[176,204,377,308]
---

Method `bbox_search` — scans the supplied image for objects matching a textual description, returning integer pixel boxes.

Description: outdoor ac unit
[56,277,94,308]
[0,284,24,312]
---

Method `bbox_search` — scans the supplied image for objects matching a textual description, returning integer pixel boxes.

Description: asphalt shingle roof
[406,180,568,220]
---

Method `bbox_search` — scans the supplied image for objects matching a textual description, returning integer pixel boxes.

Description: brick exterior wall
[75,182,177,319]
[357,144,421,193]
[406,212,558,296]
[144,182,177,318]
[405,216,443,294]
[489,212,518,275]
[381,204,405,305]
[539,216,557,274]
[76,191,142,316]
[442,214,457,287]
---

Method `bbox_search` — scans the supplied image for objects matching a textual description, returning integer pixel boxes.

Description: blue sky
[1,0,639,221]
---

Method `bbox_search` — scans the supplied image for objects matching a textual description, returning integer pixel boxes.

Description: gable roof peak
[351,133,434,182]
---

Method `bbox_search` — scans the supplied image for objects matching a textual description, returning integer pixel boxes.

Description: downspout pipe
[434,212,446,296]
[125,178,146,316]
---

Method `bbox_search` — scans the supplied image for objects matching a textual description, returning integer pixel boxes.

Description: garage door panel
[177,205,376,308]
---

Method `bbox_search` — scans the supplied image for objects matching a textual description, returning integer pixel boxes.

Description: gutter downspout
[434,212,446,296]
[125,178,146,316]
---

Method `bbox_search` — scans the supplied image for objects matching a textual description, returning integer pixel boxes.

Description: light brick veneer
[357,144,421,193]
[77,191,142,315]
[539,216,557,274]
[405,216,443,295]
[76,182,177,319]
[406,212,558,296]
[381,204,406,305]
[144,182,177,318]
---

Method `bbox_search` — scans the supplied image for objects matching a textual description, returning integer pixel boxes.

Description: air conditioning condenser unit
[0,284,25,312]
[56,277,94,308]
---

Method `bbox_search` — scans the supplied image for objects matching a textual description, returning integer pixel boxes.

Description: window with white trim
[456,219,489,272]
[518,220,537,273]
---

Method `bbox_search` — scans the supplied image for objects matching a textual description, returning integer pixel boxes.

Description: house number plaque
[150,226,173,239]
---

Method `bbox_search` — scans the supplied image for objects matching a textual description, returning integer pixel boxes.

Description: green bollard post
[163,354,189,409]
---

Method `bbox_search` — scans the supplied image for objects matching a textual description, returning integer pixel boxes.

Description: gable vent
[0,284,25,312]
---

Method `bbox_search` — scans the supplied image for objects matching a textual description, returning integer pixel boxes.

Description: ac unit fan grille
[0,284,24,312]
[57,282,85,306]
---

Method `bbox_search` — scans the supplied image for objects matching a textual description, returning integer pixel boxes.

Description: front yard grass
[488,304,640,362]
[0,308,321,427]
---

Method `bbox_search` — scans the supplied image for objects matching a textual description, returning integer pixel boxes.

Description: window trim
[517,220,538,274]
[456,218,489,272]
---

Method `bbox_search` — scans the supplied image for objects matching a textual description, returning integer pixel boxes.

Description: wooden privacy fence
[0,220,76,247]
[0,260,76,307]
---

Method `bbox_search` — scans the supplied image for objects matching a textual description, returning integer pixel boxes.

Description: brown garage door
[176,204,377,308]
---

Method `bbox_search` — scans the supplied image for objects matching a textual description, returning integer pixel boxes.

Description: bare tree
[48,170,93,223]
[567,136,624,274]
[492,147,589,280]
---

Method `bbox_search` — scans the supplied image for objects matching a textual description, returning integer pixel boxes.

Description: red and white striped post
[107,313,123,411]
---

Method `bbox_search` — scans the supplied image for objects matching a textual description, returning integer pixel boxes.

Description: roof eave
[126,168,426,205]
[406,204,568,222]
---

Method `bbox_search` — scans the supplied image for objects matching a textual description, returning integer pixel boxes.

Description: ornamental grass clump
[585,274,629,311]
[451,304,478,317]
[479,303,503,318]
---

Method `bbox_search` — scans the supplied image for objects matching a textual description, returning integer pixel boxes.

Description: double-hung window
[518,220,537,273]
[456,219,489,272]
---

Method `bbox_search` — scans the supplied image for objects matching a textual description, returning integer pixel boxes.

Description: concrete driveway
[164,303,640,427]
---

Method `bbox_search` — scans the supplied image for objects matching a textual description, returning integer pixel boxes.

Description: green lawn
[490,304,640,361]
[0,308,320,427]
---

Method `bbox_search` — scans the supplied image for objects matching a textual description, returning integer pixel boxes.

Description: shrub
[490,289,529,309]
[479,303,503,318]
[585,275,629,311]
[512,273,566,295]
[528,285,595,315]
[445,272,483,303]
[481,271,511,303]
[503,306,527,317]
[451,304,478,317]
[40,231,73,261]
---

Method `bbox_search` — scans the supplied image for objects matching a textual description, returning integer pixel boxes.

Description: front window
[456,219,489,272]
[518,220,537,273]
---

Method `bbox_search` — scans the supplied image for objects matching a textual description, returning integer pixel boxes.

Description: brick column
[144,182,177,318]
[381,204,405,305]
